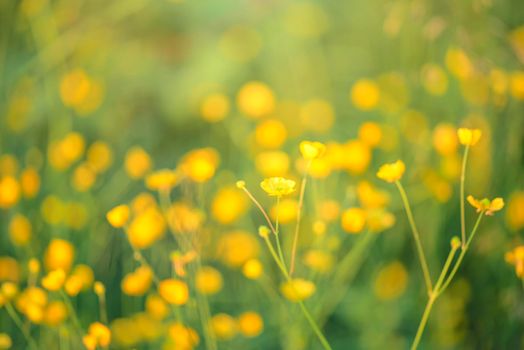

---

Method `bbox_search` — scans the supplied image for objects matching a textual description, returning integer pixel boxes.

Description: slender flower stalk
[5,302,38,350]
[240,180,332,350]
[460,145,470,247]
[274,196,289,272]
[411,240,460,350]
[290,160,311,276]
[395,181,433,294]
[262,234,333,350]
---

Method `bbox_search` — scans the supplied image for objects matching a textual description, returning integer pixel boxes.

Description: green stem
[262,236,332,350]
[290,161,311,276]
[274,196,288,272]
[460,145,470,248]
[395,181,433,294]
[5,302,39,350]
[411,295,436,350]
[60,290,83,337]
[438,212,484,296]
[410,246,458,350]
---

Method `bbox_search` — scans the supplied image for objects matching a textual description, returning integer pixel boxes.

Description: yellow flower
[242,259,263,280]
[260,177,296,197]
[44,301,68,326]
[145,169,179,191]
[125,147,152,179]
[106,204,130,228]
[237,81,275,118]
[280,278,315,301]
[210,313,237,340]
[121,266,153,296]
[350,79,380,110]
[9,214,32,246]
[237,312,264,337]
[457,128,482,146]
[158,279,189,305]
[505,245,524,278]
[467,195,504,216]
[87,322,111,347]
[41,269,66,291]
[341,207,366,234]
[376,160,405,183]
[299,141,326,160]
[0,333,12,349]
[195,266,223,295]
[44,239,75,272]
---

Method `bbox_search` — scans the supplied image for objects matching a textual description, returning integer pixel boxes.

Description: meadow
[0,0,524,349]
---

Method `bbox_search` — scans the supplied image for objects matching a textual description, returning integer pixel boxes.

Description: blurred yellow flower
[44,301,68,326]
[200,93,230,122]
[146,169,179,191]
[299,141,326,160]
[195,266,223,295]
[457,128,482,146]
[0,176,20,208]
[280,278,316,302]
[350,79,380,110]
[87,141,113,173]
[0,333,12,349]
[107,204,131,228]
[168,322,200,349]
[342,140,371,174]
[260,177,296,197]
[270,198,298,224]
[445,47,473,80]
[242,259,263,280]
[467,196,504,216]
[125,147,153,179]
[9,214,32,246]
[122,266,153,296]
[433,123,458,156]
[510,71,524,100]
[255,151,290,177]
[86,322,111,348]
[210,313,237,340]
[146,294,169,320]
[211,186,247,224]
[158,279,189,305]
[217,231,259,267]
[127,207,166,249]
[505,245,524,278]
[303,250,333,273]
[44,239,75,272]
[20,167,40,198]
[181,148,219,183]
[255,119,287,149]
[376,160,405,183]
[358,122,382,147]
[41,269,66,291]
[374,261,408,300]
[341,207,367,234]
[238,311,264,337]
[506,191,524,230]
[237,81,275,118]
[421,63,449,95]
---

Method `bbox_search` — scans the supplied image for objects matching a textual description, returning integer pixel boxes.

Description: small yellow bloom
[106,204,130,228]
[242,259,263,280]
[210,313,238,340]
[145,169,179,191]
[467,195,504,216]
[236,180,246,189]
[158,279,189,305]
[376,160,405,183]
[280,278,315,302]
[41,269,66,291]
[341,207,366,234]
[94,281,105,296]
[195,266,223,295]
[299,141,326,160]
[0,333,12,349]
[87,322,111,347]
[457,128,482,146]
[260,177,296,197]
[237,311,264,337]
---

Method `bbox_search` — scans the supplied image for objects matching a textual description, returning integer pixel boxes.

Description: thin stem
[460,145,470,248]
[240,186,278,234]
[97,291,108,325]
[438,212,484,296]
[395,181,433,294]
[262,236,332,350]
[5,302,38,350]
[60,290,83,337]
[411,295,436,350]
[410,245,459,349]
[290,161,311,276]
[274,196,288,272]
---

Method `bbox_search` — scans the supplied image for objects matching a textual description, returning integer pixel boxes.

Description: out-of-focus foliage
[0,0,523,349]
